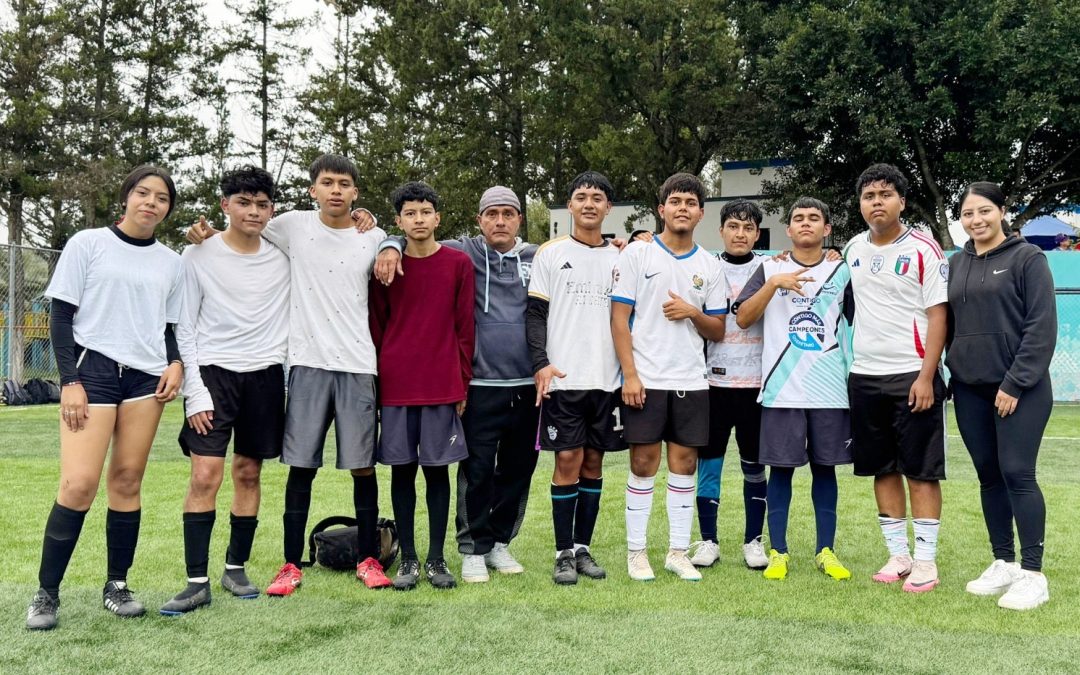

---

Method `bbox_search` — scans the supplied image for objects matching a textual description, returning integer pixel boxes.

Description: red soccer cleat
[356,557,392,589]
[266,563,303,597]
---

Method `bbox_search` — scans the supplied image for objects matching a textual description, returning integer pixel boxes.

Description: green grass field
[2,403,1079,673]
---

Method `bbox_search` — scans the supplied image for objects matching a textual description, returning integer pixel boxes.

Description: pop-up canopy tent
[1021,215,1076,250]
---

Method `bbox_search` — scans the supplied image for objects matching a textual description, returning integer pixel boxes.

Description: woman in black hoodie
[946,181,1057,611]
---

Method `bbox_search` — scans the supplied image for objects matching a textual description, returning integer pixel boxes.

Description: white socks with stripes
[667,473,696,551]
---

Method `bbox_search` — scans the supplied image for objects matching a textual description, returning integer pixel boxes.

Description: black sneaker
[160,582,211,616]
[393,559,420,591]
[102,581,146,618]
[425,558,457,589]
[553,550,578,585]
[26,589,59,630]
[221,568,260,598]
[575,548,607,579]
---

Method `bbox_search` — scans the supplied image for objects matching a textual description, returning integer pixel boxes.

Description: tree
[730,0,1080,245]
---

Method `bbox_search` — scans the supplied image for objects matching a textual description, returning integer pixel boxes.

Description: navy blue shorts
[758,407,853,468]
[379,405,468,467]
[76,347,159,406]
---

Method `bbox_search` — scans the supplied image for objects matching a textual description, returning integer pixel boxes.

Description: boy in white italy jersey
[736,197,854,582]
[843,164,948,593]
[162,166,289,614]
[527,171,625,586]
[611,173,727,581]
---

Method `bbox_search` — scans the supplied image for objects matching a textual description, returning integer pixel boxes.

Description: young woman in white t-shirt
[26,165,184,630]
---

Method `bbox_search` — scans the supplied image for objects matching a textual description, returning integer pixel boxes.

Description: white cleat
[689,540,720,567]
[742,536,770,570]
[627,549,655,581]
[665,549,703,581]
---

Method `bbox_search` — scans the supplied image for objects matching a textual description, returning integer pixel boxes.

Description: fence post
[6,245,14,382]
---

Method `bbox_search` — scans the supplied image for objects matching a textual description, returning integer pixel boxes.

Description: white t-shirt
[527,236,621,392]
[262,210,386,374]
[707,253,765,388]
[177,235,290,415]
[736,256,852,408]
[843,228,948,376]
[611,239,727,391]
[45,227,182,376]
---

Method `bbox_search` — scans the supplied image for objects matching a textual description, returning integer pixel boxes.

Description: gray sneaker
[103,581,146,618]
[160,582,211,616]
[461,554,490,583]
[221,568,260,598]
[575,548,607,579]
[485,543,525,574]
[553,550,578,585]
[26,590,59,630]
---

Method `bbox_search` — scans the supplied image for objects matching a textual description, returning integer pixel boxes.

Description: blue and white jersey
[611,238,727,391]
[736,256,852,408]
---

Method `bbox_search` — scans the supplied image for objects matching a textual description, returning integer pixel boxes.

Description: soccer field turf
[2,403,1079,673]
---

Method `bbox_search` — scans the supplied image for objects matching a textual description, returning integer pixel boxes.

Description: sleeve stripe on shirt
[611,295,635,306]
[704,308,728,315]
[909,230,945,259]
[527,291,549,301]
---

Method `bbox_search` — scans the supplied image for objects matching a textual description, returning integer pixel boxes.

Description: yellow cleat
[763,549,789,580]
[815,547,852,580]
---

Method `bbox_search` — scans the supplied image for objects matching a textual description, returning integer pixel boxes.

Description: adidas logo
[560,261,573,270]
[852,259,860,267]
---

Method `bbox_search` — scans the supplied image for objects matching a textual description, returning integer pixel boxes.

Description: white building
[548,160,795,252]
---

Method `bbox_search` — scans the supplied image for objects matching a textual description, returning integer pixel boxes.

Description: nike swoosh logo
[645,272,660,279]
[993,269,1008,275]
[908,578,937,587]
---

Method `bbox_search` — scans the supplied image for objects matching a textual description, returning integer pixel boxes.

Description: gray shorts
[379,405,468,467]
[281,366,378,470]
[758,407,852,468]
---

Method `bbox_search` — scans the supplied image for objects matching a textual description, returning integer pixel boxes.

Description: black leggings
[952,378,1052,571]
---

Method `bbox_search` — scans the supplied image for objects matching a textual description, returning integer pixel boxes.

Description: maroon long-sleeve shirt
[369,245,475,406]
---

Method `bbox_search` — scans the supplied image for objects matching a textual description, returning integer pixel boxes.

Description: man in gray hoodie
[375,186,538,583]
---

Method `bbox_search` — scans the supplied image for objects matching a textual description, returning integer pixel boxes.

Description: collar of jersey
[654,236,698,260]
[570,234,610,249]
[865,226,912,247]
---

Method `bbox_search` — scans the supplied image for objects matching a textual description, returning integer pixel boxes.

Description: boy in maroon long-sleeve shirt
[369,182,475,590]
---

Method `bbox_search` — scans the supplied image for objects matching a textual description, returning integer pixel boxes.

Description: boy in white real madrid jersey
[843,164,948,593]
[735,197,854,582]
[611,173,727,581]
[527,171,625,586]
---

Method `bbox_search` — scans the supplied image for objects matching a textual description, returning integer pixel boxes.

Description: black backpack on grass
[3,379,31,406]
[305,516,399,571]
[24,379,53,405]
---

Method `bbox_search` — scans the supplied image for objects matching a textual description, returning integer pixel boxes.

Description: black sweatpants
[455,384,540,555]
[952,378,1052,571]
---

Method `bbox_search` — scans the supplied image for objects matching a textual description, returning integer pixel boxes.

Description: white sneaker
[484,543,525,574]
[689,540,720,567]
[966,560,1022,596]
[998,570,1049,611]
[665,549,703,581]
[742,536,769,569]
[627,549,655,581]
[460,554,490,583]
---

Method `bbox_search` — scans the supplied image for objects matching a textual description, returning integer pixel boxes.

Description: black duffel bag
[305,516,398,571]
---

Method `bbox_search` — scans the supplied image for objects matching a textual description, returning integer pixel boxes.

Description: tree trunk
[6,192,27,384]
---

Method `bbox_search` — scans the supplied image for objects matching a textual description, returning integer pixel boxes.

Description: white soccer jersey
[611,239,727,391]
[736,256,852,408]
[177,235,290,415]
[843,227,948,376]
[707,253,765,388]
[45,227,182,376]
[262,211,386,374]
[527,235,621,392]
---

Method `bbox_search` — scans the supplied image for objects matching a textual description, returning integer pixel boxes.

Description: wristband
[62,380,81,387]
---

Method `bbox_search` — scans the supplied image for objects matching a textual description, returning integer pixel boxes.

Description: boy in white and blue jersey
[611,173,727,582]
[735,196,854,582]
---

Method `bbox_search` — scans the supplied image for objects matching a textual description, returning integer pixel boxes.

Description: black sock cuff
[551,483,578,498]
[53,502,89,518]
[184,510,217,524]
[285,466,318,492]
[230,513,258,525]
[107,508,141,523]
[579,476,603,491]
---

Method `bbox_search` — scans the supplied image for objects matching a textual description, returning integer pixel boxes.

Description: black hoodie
[945,235,1057,396]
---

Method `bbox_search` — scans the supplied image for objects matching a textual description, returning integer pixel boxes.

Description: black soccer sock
[423,465,451,562]
[106,508,141,582]
[573,477,603,547]
[352,472,379,562]
[551,483,578,552]
[696,497,720,544]
[225,513,258,567]
[182,510,216,579]
[283,467,317,566]
[391,463,419,561]
[743,462,768,544]
[37,502,88,598]
[173,581,209,600]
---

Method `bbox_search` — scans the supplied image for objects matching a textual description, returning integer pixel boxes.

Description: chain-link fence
[1,244,61,387]
[1052,289,1080,401]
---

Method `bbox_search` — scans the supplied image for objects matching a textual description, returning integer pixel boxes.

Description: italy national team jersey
[736,256,852,408]
[527,235,621,392]
[611,238,727,391]
[707,253,765,388]
[842,227,948,376]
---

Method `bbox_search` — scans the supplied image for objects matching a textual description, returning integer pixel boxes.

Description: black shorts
[623,389,709,447]
[539,389,626,452]
[758,407,852,468]
[179,364,285,460]
[848,371,947,480]
[76,347,159,406]
[702,386,761,461]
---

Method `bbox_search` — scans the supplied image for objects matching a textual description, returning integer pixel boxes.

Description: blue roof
[1020,215,1074,236]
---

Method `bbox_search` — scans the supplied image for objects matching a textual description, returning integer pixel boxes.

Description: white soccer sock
[912,518,940,562]
[573,544,589,554]
[666,473,696,551]
[188,576,209,584]
[224,563,244,571]
[878,515,910,556]
[625,473,655,551]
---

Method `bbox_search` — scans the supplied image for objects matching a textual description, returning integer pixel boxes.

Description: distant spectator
[1055,233,1073,251]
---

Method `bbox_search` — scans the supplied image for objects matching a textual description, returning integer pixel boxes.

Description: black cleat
[26,589,59,630]
[102,581,146,618]
[160,582,211,615]
[575,548,607,579]
[393,559,420,591]
[221,568,260,599]
[425,558,457,589]
[553,550,578,585]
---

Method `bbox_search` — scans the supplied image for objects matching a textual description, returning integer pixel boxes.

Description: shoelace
[428,560,450,575]
[108,586,136,604]
[818,550,841,569]
[628,550,649,567]
[31,593,57,612]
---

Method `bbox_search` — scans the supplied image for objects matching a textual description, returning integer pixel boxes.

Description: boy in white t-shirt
[611,173,727,581]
